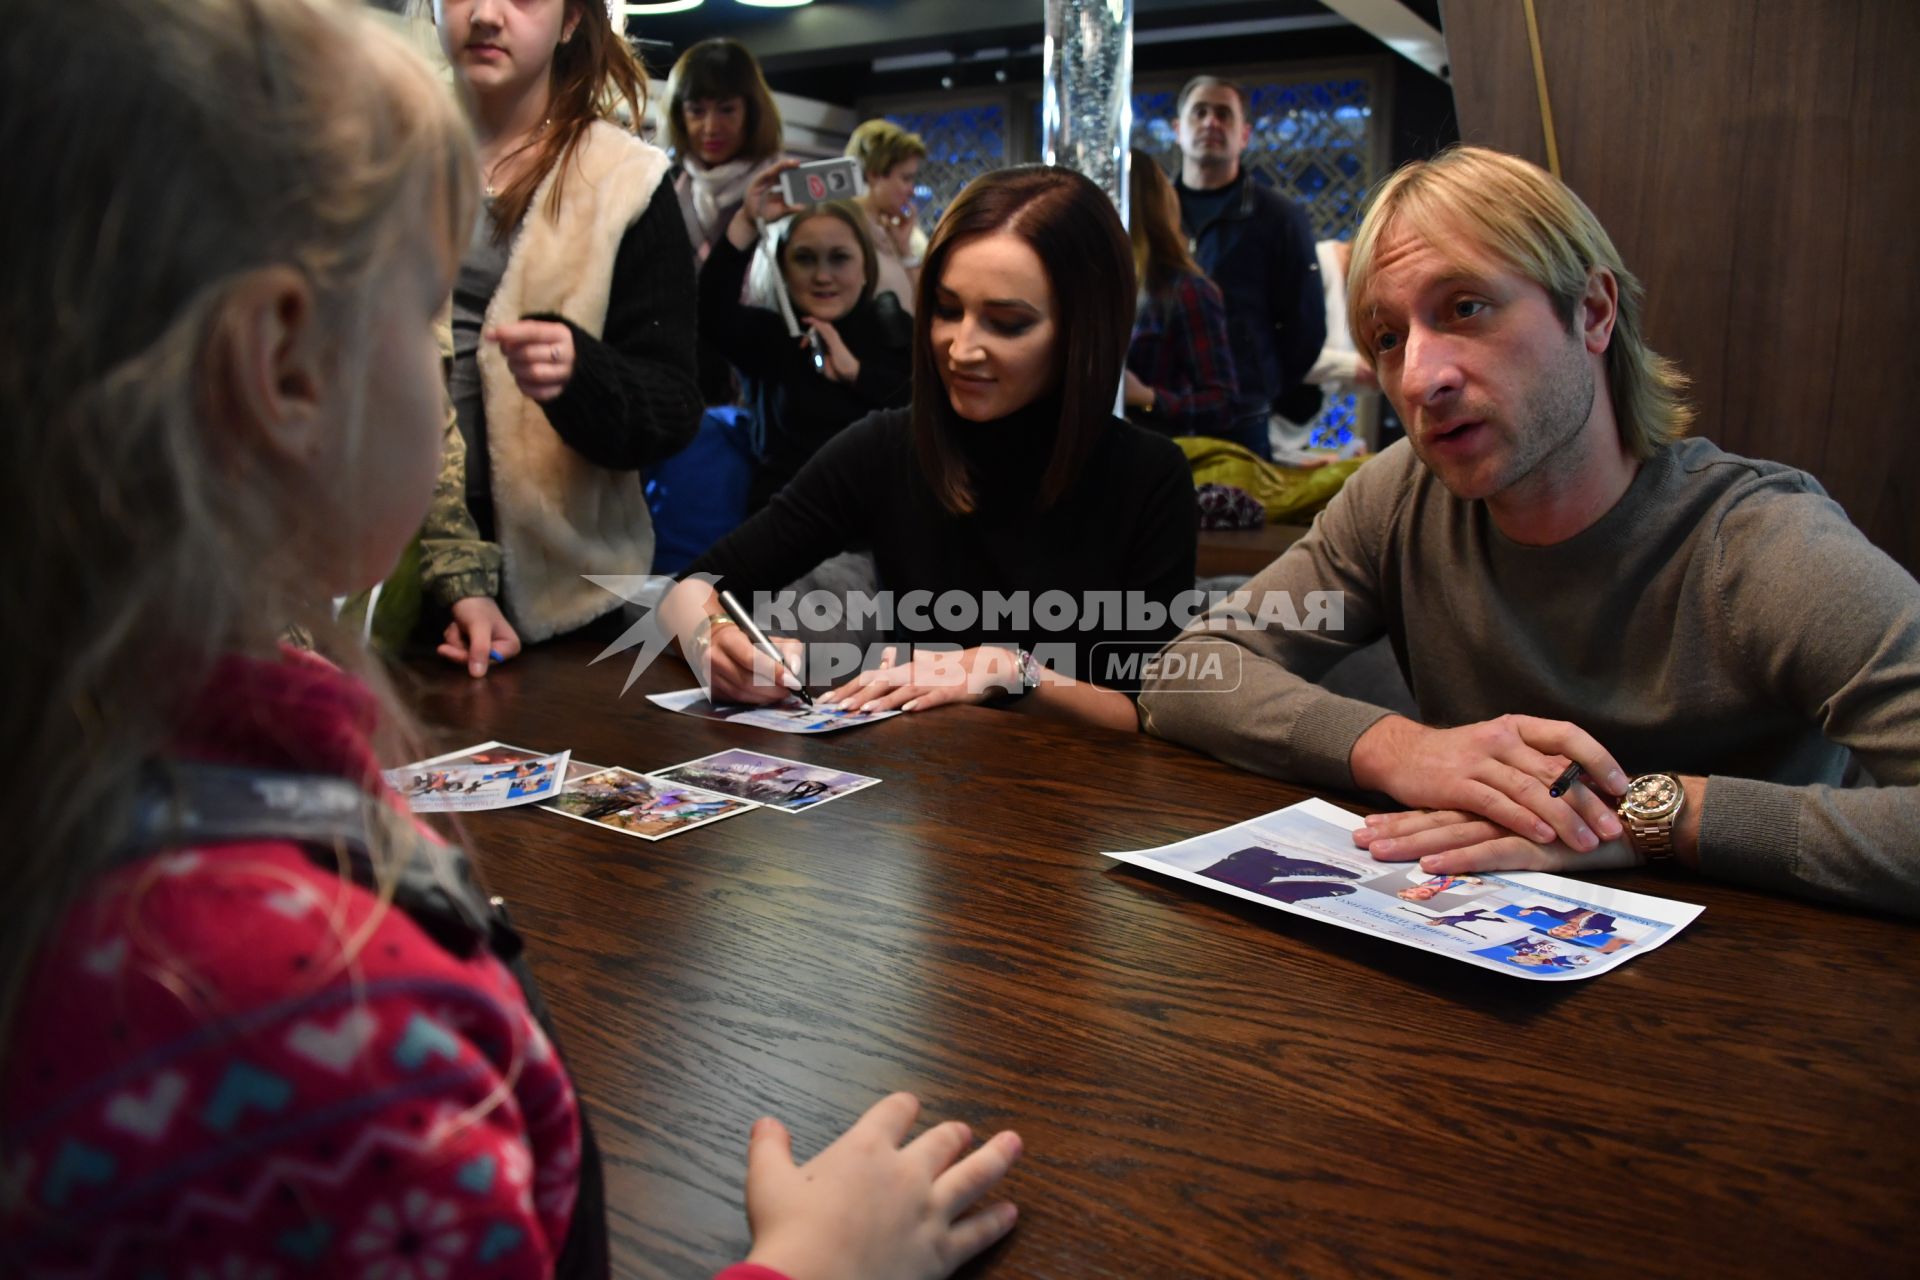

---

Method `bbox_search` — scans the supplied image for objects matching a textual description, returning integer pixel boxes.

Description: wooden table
[406,636,1920,1279]
[1196,523,1309,579]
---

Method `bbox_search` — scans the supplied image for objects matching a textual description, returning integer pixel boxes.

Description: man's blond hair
[1348,145,1693,457]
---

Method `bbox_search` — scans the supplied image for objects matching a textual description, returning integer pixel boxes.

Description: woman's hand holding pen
[698,621,806,706]
[1347,713,1630,855]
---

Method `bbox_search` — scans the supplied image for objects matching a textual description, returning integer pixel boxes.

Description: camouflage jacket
[419,308,502,608]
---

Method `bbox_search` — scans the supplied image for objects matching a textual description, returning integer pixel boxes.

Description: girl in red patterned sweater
[0,2,1022,1277]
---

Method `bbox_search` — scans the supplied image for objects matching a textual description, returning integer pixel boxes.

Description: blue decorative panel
[882,104,1008,231]
[1312,392,1359,450]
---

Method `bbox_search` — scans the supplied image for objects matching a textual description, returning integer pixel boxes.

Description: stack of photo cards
[383,741,571,813]
[542,748,883,842]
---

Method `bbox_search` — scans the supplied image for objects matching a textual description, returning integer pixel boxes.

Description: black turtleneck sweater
[686,402,1198,694]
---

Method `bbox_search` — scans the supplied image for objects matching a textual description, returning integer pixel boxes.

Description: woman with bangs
[423,0,704,676]
[666,166,1199,730]
[2,2,1021,1276]
[664,37,794,406]
[666,37,787,269]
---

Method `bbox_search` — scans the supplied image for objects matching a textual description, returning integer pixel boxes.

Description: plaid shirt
[1127,268,1240,439]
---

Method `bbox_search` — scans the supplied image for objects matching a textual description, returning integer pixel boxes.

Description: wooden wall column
[1442,0,1919,572]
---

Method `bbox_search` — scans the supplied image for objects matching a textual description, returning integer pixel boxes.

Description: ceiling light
[622,0,704,14]
[736,0,814,8]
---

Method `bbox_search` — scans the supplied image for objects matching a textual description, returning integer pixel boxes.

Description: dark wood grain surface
[1196,524,1309,580]
[403,636,1920,1279]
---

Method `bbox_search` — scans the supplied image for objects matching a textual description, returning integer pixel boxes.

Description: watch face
[1622,773,1682,820]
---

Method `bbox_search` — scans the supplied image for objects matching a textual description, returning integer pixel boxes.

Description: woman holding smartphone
[699,162,913,511]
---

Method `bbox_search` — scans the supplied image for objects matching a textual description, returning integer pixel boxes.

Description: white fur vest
[481,121,671,642]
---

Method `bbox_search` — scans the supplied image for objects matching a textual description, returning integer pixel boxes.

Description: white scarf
[680,155,759,249]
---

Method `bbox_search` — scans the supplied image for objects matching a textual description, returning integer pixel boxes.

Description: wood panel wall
[1440,0,1919,572]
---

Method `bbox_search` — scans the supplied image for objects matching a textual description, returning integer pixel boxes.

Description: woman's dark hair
[912,165,1135,514]
[776,201,879,307]
[488,0,648,242]
[665,38,783,164]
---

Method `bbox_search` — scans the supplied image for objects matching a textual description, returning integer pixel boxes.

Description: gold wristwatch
[1617,773,1684,864]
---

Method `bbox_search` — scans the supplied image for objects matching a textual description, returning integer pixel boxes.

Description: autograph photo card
[647,688,900,734]
[541,765,756,841]
[383,741,570,813]
[651,748,880,815]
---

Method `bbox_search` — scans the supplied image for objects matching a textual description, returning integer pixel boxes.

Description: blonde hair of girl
[0,0,478,1059]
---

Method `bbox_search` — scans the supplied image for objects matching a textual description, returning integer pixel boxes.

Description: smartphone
[780,156,867,207]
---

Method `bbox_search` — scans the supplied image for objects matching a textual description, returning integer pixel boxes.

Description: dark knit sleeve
[1122,430,1199,649]
[529,189,703,471]
[848,319,912,408]
[1069,427,1197,701]
[686,410,895,595]
[699,234,794,381]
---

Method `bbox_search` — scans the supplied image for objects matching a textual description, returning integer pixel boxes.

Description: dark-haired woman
[666,38,786,267]
[1123,149,1239,438]
[425,0,703,672]
[663,166,1198,731]
[700,164,913,510]
[664,37,788,405]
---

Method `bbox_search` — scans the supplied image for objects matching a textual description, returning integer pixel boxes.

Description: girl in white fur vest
[427,0,705,674]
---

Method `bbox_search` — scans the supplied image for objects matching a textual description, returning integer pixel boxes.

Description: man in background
[1174,75,1326,459]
